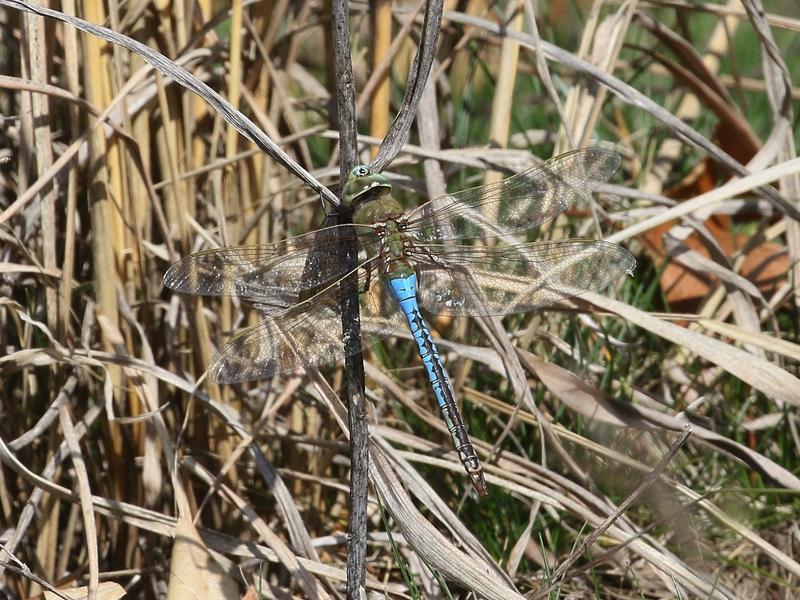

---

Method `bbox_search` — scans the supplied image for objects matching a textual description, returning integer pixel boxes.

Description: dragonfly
[164,147,635,496]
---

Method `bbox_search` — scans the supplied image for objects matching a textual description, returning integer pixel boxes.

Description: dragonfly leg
[362,258,382,294]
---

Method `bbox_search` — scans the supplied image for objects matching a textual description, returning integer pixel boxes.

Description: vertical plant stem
[22,13,58,594]
[370,0,392,159]
[23,11,57,332]
[60,0,81,343]
[81,0,125,503]
[218,0,246,489]
[483,0,523,218]
[330,2,368,598]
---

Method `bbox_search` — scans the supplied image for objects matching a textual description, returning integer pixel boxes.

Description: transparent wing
[207,273,406,383]
[163,224,377,309]
[403,147,620,242]
[413,240,635,316]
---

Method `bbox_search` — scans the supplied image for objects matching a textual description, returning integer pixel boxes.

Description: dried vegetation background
[1,0,799,598]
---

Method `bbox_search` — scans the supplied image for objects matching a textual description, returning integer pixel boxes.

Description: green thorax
[343,164,411,277]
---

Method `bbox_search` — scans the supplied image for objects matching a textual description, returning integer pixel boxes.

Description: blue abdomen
[387,272,449,408]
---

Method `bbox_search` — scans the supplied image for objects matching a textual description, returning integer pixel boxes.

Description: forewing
[163,224,376,309]
[208,273,406,383]
[414,240,635,316]
[404,147,620,242]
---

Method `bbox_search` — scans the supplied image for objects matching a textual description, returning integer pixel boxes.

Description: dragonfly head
[343,164,392,209]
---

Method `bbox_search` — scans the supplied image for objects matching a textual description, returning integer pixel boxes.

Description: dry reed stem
[369,0,392,158]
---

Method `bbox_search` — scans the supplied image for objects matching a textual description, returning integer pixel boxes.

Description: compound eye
[351,165,371,177]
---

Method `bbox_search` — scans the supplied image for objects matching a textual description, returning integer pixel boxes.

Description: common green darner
[164,147,635,495]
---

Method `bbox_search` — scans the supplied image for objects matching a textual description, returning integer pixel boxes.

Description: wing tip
[581,145,621,181]
[596,240,637,279]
